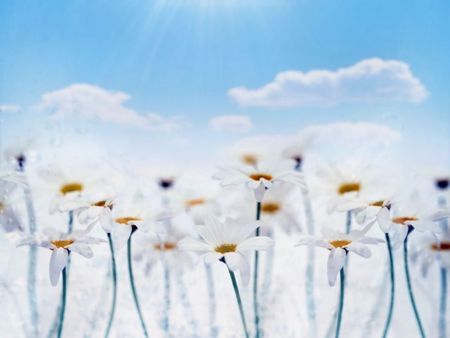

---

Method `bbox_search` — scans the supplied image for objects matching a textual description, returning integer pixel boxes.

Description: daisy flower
[17,228,104,286]
[411,233,450,277]
[213,160,306,202]
[296,225,383,286]
[178,214,274,285]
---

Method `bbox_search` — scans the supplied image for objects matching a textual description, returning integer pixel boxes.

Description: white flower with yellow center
[352,198,392,229]
[178,214,274,285]
[17,228,104,286]
[77,197,115,233]
[213,160,306,202]
[296,226,383,286]
[410,233,450,277]
[378,207,450,245]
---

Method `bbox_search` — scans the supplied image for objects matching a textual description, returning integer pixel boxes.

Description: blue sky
[1,0,449,168]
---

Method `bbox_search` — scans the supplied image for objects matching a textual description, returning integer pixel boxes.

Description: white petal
[224,252,241,271]
[49,249,68,286]
[178,238,211,252]
[203,252,222,264]
[111,225,132,250]
[347,243,371,258]
[377,207,392,233]
[327,248,346,287]
[70,243,93,258]
[237,236,274,251]
[254,183,266,202]
[409,220,441,233]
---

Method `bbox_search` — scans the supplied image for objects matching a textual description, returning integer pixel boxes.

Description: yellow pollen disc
[60,182,83,195]
[115,217,142,225]
[337,182,361,195]
[261,202,281,214]
[249,173,273,181]
[215,243,237,254]
[154,242,177,251]
[329,240,352,248]
[431,242,450,251]
[185,198,206,207]
[241,154,258,166]
[51,239,74,249]
[92,200,113,209]
[392,216,418,225]
[369,200,385,207]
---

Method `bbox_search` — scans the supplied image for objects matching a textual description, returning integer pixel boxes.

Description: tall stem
[161,263,170,334]
[104,233,117,338]
[302,188,316,337]
[253,202,261,338]
[127,228,149,338]
[335,267,345,338]
[18,163,39,338]
[382,233,395,338]
[228,268,250,338]
[57,266,68,338]
[403,226,425,338]
[206,264,218,338]
[439,268,447,338]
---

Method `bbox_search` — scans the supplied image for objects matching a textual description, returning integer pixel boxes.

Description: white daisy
[213,160,306,202]
[296,225,383,286]
[411,233,450,277]
[378,207,450,245]
[17,228,104,286]
[178,214,274,285]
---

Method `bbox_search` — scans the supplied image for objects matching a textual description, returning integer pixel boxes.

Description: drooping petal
[202,252,222,264]
[327,248,346,287]
[377,207,392,233]
[70,243,94,258]
[49,249,69,286]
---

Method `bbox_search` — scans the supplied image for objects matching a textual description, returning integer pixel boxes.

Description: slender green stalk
[57,267,68,338]
[127,227,149,338]
[403,226,425,338]
[335,267,345,338]
[228,268,250,338]
[439,268,447,338]
[382,233,395,338]
[253,201,261,338]
[345,211,351,234]
[104,233,117,338]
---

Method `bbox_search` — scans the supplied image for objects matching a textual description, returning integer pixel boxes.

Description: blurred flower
[17,228,104,286]
[179,214,274,285]
[411,233,450,277]
[213,160,306,202]
[296,225,383,286]
[133,214,195,274]
[352,198,392,229]
[0,178,24,232]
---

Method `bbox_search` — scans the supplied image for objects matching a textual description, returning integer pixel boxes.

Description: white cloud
[210,115,253,133]
[228,58,429,108]
[0,104,21,113]
[35,83,186,131]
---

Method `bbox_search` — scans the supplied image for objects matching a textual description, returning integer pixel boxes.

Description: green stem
[382,233,395,338]
[57,266,68,338]
[253,202,261,338]
[104,233,117,338]
[335,267,345,338]
[127,228,149,338]
[403,226,425,338]
[439,268,447,338]
[228,268,250,338]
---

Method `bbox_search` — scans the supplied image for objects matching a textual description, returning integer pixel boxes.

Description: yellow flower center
[185,198,206,208]
[261,202,281,214]
[393,216,418,225]
[154,242,177,251]
[115,217,142,225]
[215,244,237,254]
[329,240,352,248]
[60,182,83,195]
[249,173,273,181]
[369,200,385,207]
[431,242,450,251]
[337,182,361,195]
[51,239,74,249]
[92,200,113,209]
[241,154,258,166]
